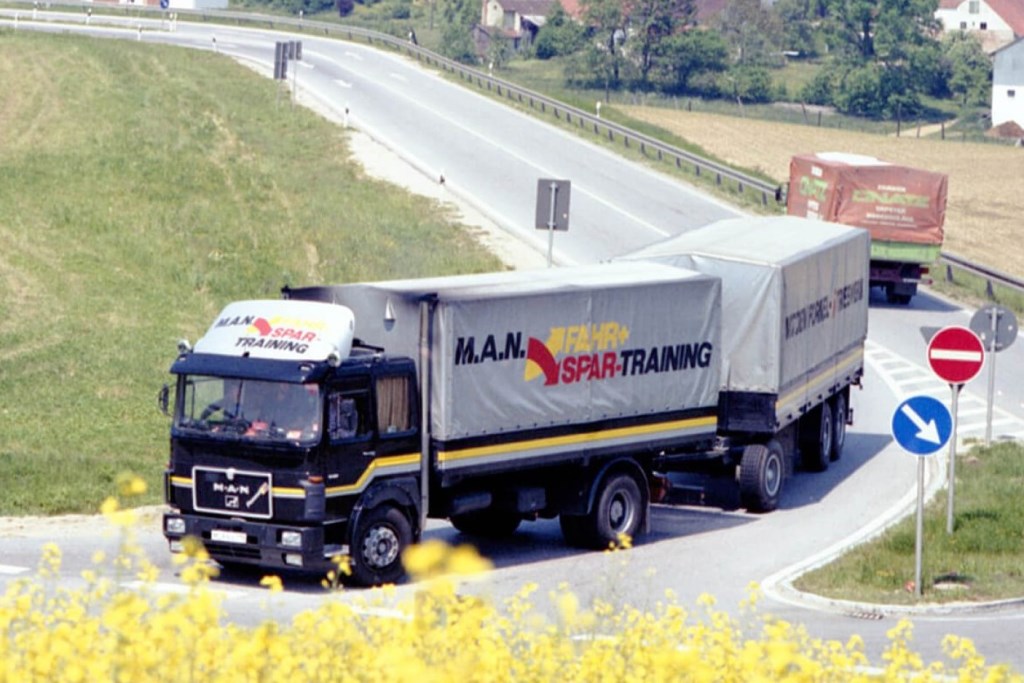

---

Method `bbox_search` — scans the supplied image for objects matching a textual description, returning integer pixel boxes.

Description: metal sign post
[534,179,570,268]
[946,383,962,534]
[969,305,1018,445]
[892,395,953,598]
[926,325,984,535]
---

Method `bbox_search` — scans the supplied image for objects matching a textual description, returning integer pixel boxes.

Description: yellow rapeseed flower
[260,575,284,593]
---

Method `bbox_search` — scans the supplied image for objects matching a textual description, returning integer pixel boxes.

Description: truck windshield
[176,375,321,444]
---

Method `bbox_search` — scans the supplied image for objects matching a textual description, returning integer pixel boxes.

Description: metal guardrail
[7,1,1024,298]
[939,253,1024,299]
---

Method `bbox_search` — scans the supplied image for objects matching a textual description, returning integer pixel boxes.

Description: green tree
[727,65,775,102]
[943,31,992,106]
[653,29,729,94]
[534,3,586,59]
[714,0,784,66]
[818,0,942,117]
[772,0,825,57]
[579,0,630,97]
[439,0,479,63]
[628,0,695,88]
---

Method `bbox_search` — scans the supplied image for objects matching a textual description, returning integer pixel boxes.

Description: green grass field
[0,29,502,516]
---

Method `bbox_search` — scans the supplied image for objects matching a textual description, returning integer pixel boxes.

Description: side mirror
[157,385,170,416]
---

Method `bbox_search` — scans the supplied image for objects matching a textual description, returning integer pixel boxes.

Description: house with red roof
[936,0,1024,52]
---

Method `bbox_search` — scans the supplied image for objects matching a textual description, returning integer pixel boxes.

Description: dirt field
[621,106,1024,279]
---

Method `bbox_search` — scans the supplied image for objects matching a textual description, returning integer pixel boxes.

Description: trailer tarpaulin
[289,263,722,441]
[617,216,869,426]
[787,152,947,246]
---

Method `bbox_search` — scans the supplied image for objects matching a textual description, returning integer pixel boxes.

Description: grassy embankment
[0,29,502,516]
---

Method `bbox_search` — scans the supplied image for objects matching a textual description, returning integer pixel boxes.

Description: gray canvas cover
[289,263,722,440]
[617,216,869,423]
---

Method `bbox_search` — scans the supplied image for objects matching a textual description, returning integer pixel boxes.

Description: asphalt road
[3,9,1024,671]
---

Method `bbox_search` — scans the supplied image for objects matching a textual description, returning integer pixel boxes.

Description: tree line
[249,0,992,120]
[462,0,992,119]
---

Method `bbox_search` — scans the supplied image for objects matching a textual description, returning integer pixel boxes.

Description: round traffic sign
[927,325,984,384]
[970,305,1018,352]
[891,395,953,456]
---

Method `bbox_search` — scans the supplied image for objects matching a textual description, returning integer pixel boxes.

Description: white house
[992,36,1024,132]
[935,0,1024,53]
[480,0,557,48]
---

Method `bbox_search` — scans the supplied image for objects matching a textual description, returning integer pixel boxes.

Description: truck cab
[163,300,423,585]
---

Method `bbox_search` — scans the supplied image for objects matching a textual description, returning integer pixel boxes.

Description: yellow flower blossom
[260,575,284,593]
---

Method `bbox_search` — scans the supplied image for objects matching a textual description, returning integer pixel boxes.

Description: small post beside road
[969,305,1019,445]
[534,179,570,268]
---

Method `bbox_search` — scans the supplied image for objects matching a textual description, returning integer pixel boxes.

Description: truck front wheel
[349,505,412,587]
[739,442,784,513]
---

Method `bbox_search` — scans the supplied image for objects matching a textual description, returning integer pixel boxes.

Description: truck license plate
[211,529,247,544]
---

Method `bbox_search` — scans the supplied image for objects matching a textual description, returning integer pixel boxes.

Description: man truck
[786,152,948,305]
[161,216,869,586]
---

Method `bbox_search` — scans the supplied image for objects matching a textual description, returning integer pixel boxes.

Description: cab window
[328,391,371,442]
[376,375,414,435]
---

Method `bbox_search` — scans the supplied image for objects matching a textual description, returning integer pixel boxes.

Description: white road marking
[120,580,247,600]
[0,565,29,575]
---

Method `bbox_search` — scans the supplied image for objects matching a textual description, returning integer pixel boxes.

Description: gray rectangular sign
[535,179,570,231]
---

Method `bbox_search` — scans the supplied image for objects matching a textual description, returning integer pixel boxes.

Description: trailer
[787,152,948,305]
[161,217,869,586]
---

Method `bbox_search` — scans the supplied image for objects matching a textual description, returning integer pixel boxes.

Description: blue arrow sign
[891,395,953,456]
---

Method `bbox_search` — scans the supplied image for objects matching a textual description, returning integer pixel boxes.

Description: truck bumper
[163,512,344,574]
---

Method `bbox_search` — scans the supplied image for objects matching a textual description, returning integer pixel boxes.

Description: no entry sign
[927,325,985,384]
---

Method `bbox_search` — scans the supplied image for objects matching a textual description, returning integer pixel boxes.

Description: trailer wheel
[450,510,522,538]
[739,442,784,513]
[349,505,412,587]
[831,390,848,461]
[800,404,833,472]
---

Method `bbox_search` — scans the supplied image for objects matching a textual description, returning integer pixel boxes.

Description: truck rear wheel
[349,505,412,587]
[800,404,833,472]
[592,473,643,548]
[564,473,644,550]
[450,510,522,538]
[831,390,848,461]
[739,441,784,513]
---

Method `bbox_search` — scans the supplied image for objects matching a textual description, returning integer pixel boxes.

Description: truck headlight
[280,530,302,548]
[166,517,186,535]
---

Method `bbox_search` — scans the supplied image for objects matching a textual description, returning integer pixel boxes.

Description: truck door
[324,378,376,508]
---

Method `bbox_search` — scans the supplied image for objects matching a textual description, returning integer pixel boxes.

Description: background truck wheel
[831,390,848,461]
[349,505,412,587]
[739,441,784,513]
[799,404,833,472]
[450,510,522,538]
